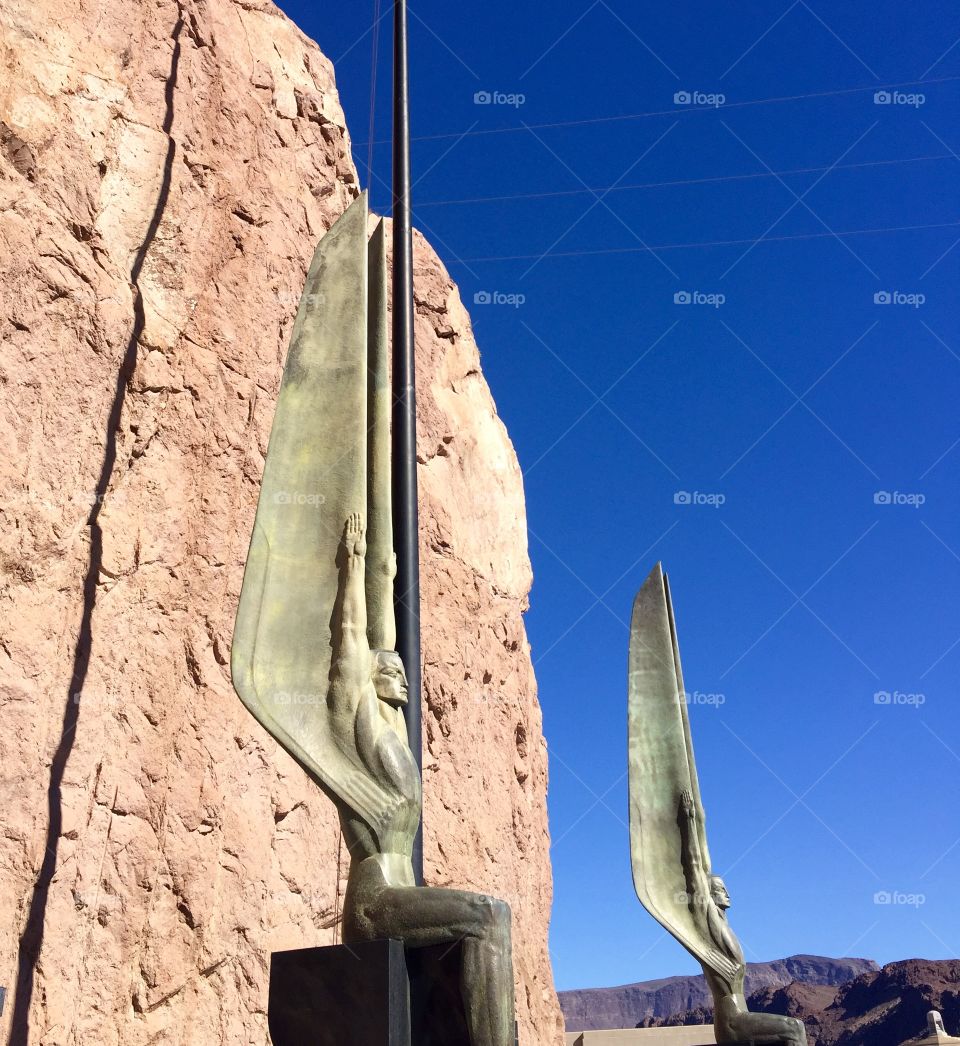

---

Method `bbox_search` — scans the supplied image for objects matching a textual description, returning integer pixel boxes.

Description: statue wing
[363,218,396,654]
[628,563,733,977]
[231,194,395,834]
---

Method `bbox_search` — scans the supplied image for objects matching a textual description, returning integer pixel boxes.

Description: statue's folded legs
[344,860,515,1046]
[714,1002,807,1046]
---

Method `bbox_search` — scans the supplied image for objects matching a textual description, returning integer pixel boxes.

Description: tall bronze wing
[628,563,736,978]
[364,213,395,656]
[231,194,395,833]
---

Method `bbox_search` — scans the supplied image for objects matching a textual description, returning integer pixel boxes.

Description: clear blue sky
[276,0,960,992]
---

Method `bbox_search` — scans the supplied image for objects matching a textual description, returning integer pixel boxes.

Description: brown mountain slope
[560,955,878,1032]
[640,959,960,1046]
[752,959,960,1046]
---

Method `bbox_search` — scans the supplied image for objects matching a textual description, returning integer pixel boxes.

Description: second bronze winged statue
[629,564,807,1045]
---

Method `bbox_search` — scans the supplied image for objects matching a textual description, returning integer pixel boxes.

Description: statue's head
[372,650,408,707]
[710,875,731,910]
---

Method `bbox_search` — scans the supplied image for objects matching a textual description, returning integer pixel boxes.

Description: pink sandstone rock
[0,0,563,1041]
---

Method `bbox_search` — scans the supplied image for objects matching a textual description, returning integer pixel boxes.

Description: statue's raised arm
[329,513,373,721]
[677,789,711,910]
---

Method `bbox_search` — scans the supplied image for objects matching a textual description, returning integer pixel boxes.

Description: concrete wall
[565,1028,717,1046]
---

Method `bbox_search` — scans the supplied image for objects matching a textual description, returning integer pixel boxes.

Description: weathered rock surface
[560,955,878,1032]
[0,0,562,1042]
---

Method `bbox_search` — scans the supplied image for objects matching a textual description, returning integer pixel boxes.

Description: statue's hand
[680,789,696,820]
[345,512,367,557]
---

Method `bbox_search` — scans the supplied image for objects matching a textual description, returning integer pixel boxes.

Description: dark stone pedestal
[268,939,474,1046]
[406,943,471,1045]
[269,939,410,1046]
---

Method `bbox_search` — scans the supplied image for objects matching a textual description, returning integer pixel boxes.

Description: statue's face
[710,876,731,910]
[372,651,408,707]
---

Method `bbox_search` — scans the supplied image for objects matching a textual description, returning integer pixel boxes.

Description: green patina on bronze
[629,564,807,1046]
[231,194,516,1045]
[232,192,393,830]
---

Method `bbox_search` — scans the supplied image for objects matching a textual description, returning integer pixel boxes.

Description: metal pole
[392,0,424,885]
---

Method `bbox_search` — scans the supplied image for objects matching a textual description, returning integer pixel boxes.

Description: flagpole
[392,0,424,885]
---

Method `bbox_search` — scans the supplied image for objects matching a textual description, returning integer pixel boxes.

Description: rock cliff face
[560,955,879,1032]
[0,0,563,1042]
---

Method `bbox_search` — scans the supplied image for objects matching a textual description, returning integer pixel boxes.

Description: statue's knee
[773,1016,806,1044]
[473,895,511,935]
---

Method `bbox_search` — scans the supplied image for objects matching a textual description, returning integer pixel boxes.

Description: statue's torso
[339,687,421,874]
[703,905,746,998]
[704,965,746,1004]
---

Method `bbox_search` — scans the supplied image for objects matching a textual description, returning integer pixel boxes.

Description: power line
[415,154,953,208]
[444,220,960,264]
[354,74,960,148]
[366,0,382,184]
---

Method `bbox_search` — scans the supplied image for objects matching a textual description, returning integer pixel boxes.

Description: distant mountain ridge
[645,959,960,1046]
[560,955,879,1032]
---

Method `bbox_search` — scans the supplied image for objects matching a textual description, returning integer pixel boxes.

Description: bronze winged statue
[628,563,806,1045]
[231,194,515,1045]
